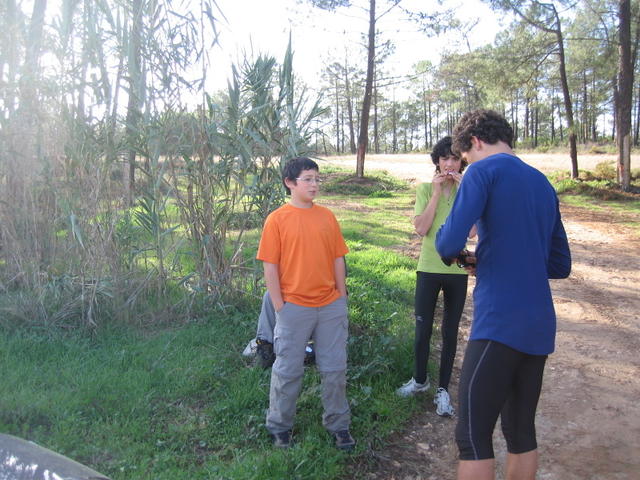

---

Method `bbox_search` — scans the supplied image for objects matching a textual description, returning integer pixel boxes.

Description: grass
[0,174,428,480]
[548,169,640,234]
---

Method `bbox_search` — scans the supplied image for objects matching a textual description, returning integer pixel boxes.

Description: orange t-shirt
[257,203,349,307]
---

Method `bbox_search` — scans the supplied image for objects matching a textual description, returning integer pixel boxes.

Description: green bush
[588,144,610,155]
[594,161,616,180]
[322,171,409,196]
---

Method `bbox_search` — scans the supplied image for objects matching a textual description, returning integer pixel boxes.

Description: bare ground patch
[339,154,640,480]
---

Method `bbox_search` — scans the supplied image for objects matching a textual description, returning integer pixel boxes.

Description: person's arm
[263,261,285,312]
[547,202,571,279]
[414,175,445,236]
[334,256,347,297]
[436,166,486,259]
[414,189,441,236]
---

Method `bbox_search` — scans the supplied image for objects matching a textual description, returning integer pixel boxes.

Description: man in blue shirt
[436,110,571,480]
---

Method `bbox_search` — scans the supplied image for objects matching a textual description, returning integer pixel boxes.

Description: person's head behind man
[431,136,468,174]
[452,109,514,163]
[282,157,319,195]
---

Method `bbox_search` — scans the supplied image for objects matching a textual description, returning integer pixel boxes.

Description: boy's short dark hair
[452,109,514,156]
[282,157,319,195]
[431,136,467,173]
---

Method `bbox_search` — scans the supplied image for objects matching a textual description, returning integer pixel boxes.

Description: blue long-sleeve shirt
[436,153,571,355]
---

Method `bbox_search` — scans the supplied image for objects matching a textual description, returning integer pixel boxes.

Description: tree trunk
[20,0,47,114]
[403,122,408,153]
[581,71,588,142]
[373,78,380,154]
[334,76,340,153]
[2,0,19,120]
[551,94,556,142]
[428,99,432,148]
[11,0,47,190]
[344,60,356,154]
[392,100,398,153]
[355,0,375,178]
[617,0,633,191]
[421,79,428,150]
[126,0,144,205]
[554,14,578,178]
[591,76,597,142]
[634,84,640,146]
[524,98,530,140]
[632,6,640,146]
[534,101,539,148]
[612,73,618,142]
[340,109,345,153]
[514,93,519,143]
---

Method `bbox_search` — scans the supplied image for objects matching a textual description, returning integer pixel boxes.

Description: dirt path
[334,154,640,480]
[322,152,639,181]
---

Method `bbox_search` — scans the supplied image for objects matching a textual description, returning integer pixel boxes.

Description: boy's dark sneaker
[256,338,275,369]
[333,430,356,451]
[270,430,292,448]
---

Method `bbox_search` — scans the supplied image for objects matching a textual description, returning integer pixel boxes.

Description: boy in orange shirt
[256,157,355,450]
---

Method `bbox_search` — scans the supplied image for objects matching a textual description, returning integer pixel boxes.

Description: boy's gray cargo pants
[266,296,351,435]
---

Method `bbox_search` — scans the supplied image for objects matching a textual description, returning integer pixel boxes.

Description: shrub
[322,171,409,196]
[594,161,617,180]
[588,145,609,154]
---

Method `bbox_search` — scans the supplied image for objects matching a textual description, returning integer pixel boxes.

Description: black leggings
[455,340,547,460]
[413,271,468,389]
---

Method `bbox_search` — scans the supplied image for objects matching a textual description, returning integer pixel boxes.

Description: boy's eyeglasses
[295,176,323,185]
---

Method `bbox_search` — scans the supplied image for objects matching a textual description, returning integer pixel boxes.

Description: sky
[206,0,504,93]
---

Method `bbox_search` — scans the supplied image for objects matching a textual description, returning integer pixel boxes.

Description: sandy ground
[328,154,640,480]
[322,152,639,184]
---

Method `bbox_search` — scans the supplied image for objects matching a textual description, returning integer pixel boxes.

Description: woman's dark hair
[430,136,467,173]
[282,157,319,194]
[452,109,514,157]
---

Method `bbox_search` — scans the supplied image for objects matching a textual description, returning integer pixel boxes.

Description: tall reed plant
[0,39,324,329]
[165,42,325,302]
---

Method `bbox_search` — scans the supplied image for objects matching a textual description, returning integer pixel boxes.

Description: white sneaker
[396,378,430,397]
[434,387,455,417]
[242,338,257,357]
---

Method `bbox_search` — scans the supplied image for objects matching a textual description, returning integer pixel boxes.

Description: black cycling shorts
[456,339,547,460]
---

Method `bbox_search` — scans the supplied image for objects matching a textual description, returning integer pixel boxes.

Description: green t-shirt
[415,182,467,275]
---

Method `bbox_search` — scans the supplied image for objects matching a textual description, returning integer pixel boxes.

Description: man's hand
[441,250,477,275]
[460,253,476,276]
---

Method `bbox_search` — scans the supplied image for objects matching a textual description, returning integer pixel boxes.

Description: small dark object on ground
[256,339,275,369]
[334,430,356,451]
[270,430,292,449]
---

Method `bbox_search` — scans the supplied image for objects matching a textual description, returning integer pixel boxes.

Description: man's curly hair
[452,109,514,157]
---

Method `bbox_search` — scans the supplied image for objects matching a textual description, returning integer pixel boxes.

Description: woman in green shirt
[396,136,473,417]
